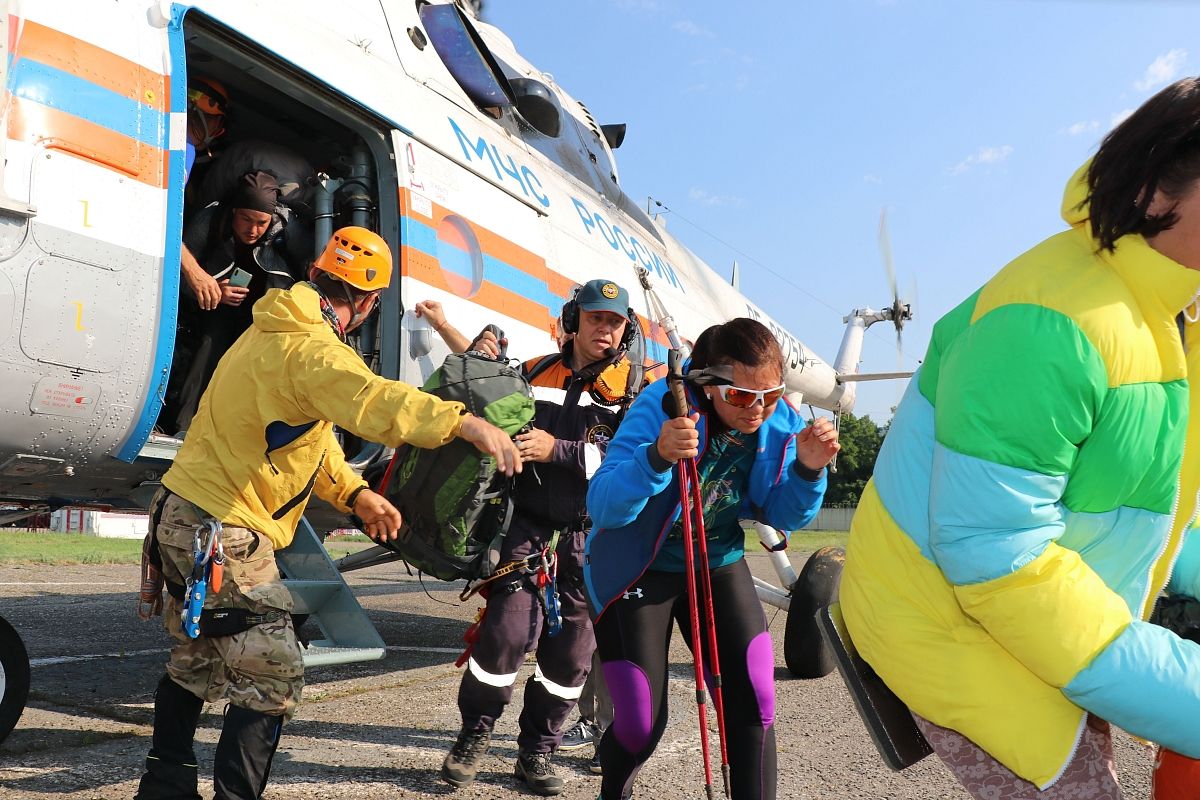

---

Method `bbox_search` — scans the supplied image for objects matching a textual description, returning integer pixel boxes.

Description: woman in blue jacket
[583,318,840,800]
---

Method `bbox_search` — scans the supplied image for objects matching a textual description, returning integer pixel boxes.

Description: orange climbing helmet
[314,226,392,291]
[187,76,229,116]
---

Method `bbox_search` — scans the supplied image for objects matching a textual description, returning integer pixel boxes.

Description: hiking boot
[559,718,602,752]
[441,729,491,788]
[588,752,602,775]
[515,750,565,796]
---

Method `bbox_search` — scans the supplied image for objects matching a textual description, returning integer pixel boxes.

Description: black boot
[212,705,283,800]
[135,674,204,800]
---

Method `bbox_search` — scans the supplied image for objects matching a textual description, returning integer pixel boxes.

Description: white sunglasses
[713,383,786,408]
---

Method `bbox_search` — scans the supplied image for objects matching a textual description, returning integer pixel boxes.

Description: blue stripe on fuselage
[11,58,169,148]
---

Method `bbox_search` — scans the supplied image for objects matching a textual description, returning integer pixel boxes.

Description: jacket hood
[252,282,328,334]
[1060,161,1091,228]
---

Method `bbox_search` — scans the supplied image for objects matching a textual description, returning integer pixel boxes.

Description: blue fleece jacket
[583,378,827,618]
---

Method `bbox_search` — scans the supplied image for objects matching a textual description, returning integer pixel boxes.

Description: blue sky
[484,0,1200,423]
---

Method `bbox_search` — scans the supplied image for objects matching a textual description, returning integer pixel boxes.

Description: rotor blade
[878,208,898,302]
[908,275,919,324]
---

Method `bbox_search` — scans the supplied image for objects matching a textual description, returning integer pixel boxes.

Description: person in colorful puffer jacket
[840,77,1200,799]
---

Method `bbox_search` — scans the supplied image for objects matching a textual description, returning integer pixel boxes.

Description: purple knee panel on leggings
[746,632,775,728]
[603,660,654,753]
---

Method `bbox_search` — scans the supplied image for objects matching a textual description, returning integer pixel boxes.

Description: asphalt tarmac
[0,554,1154,799]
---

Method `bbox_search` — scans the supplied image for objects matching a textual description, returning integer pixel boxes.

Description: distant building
[801,505,856,531]
[51,509,148,539]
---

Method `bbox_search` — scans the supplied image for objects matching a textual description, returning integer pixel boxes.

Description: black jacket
[512,343,635,532]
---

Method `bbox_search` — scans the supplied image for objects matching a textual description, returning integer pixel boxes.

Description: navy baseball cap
[576,278,630,315]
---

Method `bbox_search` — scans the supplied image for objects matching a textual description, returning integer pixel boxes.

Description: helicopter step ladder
[277,516,386,667]
[135,433,386,668]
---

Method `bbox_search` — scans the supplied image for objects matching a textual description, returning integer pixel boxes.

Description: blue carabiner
[544,577,562,637]
[182,574,207,639]
[181,520,219,639]
[543,551,562,637]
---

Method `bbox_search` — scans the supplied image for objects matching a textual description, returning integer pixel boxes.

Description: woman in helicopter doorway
[582,317,841,800]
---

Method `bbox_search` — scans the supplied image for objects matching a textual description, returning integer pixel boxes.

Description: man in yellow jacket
[135,227,521,800]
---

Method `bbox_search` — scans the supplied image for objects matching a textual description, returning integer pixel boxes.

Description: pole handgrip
[668,349,689,419]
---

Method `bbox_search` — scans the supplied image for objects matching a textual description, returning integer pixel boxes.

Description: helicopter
[0,0,912,722]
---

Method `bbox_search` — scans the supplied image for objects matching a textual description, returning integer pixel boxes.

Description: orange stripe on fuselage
[8,96,167,187]
[398,187,674,355]
[15,19,168,110]
[400,186,547,277]
[403,244,554,330]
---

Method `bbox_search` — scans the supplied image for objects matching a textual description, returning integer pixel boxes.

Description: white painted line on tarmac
[31,647,164,667]
[0,582,131,586]
[31,644,464,667]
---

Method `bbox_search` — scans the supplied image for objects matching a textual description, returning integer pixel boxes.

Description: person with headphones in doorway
[442,278,643,796]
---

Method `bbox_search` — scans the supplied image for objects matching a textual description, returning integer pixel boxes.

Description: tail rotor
[877,209,914,368]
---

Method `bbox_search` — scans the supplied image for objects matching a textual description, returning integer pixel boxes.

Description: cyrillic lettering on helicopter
[570,197,683,292]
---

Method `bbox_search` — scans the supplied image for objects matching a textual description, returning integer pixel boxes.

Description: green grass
[0,531,144,564]
[0,529,848,565]
[323,532,375,560]
[0,530,380,565]
[744,528,848,554]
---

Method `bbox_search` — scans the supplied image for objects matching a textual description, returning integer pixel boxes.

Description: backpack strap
[522,352,563,384]
[375,448,404,494]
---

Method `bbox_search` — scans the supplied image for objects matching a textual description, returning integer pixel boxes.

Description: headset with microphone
[560,283,638,354]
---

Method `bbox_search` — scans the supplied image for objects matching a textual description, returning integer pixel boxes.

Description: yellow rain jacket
[163,283,466,548]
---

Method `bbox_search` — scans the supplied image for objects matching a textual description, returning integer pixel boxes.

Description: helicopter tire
[0,615,30,744]
[783,546,845,679]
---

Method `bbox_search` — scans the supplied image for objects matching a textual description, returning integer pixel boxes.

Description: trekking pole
[668,350,716,800]
[685,454,732,797]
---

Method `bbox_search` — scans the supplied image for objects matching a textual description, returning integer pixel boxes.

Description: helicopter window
[435,214,485,298]
[509,78,561,138]
[418,2,514,114]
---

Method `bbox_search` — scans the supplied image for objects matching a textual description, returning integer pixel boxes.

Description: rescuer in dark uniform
[441,279,641,796]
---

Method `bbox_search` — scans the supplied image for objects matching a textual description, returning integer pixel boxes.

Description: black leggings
[593,559,777,800]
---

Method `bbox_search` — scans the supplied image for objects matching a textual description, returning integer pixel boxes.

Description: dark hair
[1088,77,1200,252]
[690,317,784,376]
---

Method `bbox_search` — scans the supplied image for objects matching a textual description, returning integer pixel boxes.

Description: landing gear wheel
[783,546,845,679]
[0,615,30,744]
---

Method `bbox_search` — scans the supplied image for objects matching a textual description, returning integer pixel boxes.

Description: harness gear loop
[459,553,541,602]
[536,535,562,637]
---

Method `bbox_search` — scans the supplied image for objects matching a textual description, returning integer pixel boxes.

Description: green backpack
[376,352,535,581]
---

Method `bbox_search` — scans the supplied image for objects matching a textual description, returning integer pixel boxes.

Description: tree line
[822,412,887,507]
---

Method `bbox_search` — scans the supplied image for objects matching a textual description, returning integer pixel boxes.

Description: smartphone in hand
[228,267,252,288]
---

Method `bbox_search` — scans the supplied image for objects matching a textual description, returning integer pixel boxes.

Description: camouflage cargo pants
[151,489,304,719]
